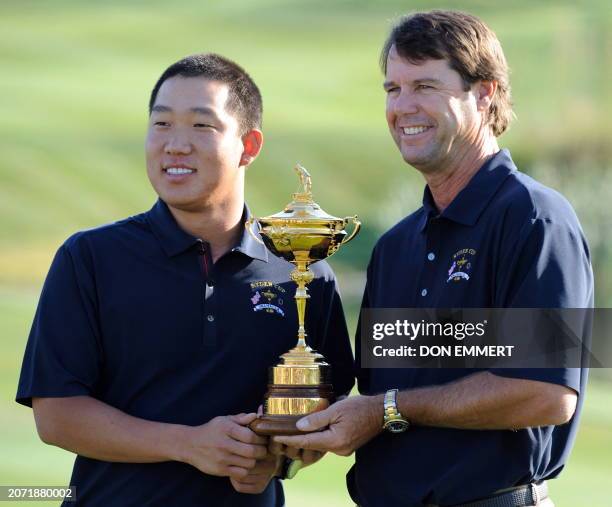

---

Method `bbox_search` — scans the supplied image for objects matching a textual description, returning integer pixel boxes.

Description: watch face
[386,420,410,433]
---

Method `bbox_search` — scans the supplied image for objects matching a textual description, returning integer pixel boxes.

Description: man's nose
[390,89,420,115]
[164,135,192,155]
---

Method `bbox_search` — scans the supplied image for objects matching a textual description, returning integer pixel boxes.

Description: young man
[276,11,592,507]
[16,53,354,506]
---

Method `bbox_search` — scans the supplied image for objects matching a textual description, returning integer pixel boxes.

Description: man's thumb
[296,408,331,432]
[231,413,257,425]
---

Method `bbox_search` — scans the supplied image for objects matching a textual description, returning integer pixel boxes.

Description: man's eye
[385,87,399,94]
[194,123,214,128]
[416,84,433,90]
[154,121,169,127]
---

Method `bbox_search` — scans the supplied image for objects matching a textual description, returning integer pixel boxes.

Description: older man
[276,11,592,507]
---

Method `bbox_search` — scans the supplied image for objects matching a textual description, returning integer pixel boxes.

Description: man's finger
[268,440,285,456]
[274,430,336,451]
[228,440,268,460]
[230,413,258,426]
[226,453,257,470]
[228,421,268,445]
[227,466,249,479]
[302,449,324,465]
[228,467,260,482]
[230,480,262,495]
[295,407,332,432]
[284,445,302,460]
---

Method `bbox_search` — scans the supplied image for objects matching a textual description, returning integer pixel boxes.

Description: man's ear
[240,129,263,167]
[476,80,498,112]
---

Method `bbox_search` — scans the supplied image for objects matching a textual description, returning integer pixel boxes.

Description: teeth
[403,126,431,135]
[166,167,194,175]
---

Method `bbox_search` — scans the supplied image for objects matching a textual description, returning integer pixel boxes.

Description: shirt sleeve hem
[16,386,93,408]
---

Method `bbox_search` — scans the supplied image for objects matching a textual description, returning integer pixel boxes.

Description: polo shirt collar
[147,199,268,262]
[419,148,516,232]
[232,205,269,262]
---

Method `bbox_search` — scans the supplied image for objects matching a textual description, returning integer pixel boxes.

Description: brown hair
[381,10,513,136]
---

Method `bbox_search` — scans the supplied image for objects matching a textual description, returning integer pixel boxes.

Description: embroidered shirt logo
[447,248,476,283]
[250,281,286,316]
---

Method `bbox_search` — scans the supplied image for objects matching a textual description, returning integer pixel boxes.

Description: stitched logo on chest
[250,281,286,316]
[447,248,476,283]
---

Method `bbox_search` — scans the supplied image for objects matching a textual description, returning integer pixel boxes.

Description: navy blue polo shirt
[349,149,593,507]
[16,199,354,507]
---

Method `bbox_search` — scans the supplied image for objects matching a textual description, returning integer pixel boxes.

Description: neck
[168,196,244,263]
[425,133,499,213]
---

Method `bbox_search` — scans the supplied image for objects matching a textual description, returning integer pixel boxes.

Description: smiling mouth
[163,167,196,175]
[402,126,433,135]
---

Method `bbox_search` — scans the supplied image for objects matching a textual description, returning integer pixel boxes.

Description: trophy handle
[245,217,265,245]
[341,216,361,245]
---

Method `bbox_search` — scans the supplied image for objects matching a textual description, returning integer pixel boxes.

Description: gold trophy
[245,164,360,435]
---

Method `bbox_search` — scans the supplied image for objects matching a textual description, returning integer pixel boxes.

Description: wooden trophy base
[249,384,334,436]
[249,415,304,436]
[249,342,334,436]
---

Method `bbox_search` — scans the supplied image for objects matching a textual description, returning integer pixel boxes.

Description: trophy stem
[295,293,308,349]
[290,260,314,351]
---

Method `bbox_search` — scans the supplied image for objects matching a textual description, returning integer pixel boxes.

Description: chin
[401,152,426,167]
[400,157,435,176]
[158,193,205,211]
[401,147,440,169]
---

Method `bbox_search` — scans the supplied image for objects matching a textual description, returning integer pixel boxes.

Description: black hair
[149,53,262,134]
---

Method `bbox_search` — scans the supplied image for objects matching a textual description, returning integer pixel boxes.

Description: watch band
[383,388,410,432]
[384,388,400,417]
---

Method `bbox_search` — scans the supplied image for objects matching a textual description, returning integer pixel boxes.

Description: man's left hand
[268,439,325,466]
[229,452,281,494]
[273,395,383,456]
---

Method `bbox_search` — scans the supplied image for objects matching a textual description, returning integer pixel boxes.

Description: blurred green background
[1,0,611,505]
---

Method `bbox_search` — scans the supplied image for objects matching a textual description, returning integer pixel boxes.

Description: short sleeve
[491,217,593,393]
[16,242,102,407]
[496,217,593,308]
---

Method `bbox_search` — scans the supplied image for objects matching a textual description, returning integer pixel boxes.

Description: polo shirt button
[207,314,215,322]
[421,289,428,297]
[427,252,435,261]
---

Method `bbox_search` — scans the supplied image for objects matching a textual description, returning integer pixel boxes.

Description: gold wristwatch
[382,388,410,433]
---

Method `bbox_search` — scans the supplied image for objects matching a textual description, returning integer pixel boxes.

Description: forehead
[153,76,230,112]
[386,45,460,83]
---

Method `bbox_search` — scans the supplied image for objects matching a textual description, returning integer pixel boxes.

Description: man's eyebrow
[414,78,443,86]
[190,106,218,116]
[151,104,172,113]
[383,78,443,89]
[150,105,218,116]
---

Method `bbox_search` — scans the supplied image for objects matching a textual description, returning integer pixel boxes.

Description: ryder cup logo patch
[250,281,286,317]
[447,248,476,283]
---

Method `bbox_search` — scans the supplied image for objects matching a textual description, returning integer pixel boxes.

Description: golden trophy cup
[245,164,360,435]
